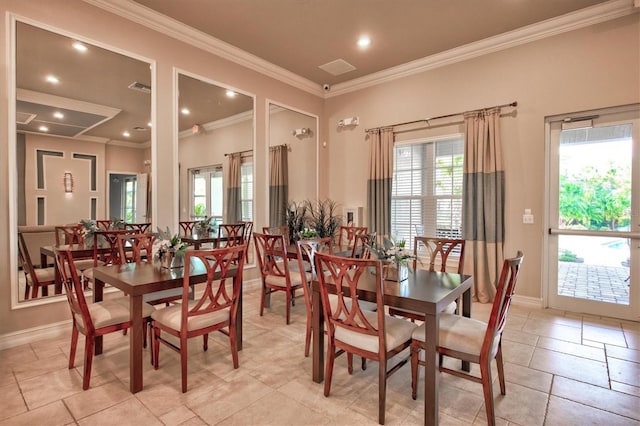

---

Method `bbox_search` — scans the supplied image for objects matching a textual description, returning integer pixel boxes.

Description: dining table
[311,267,473,426]
[92,260,242,393]
[181,233,243,250]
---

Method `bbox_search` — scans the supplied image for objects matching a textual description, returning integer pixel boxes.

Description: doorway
[108,172,148,223]
[546,105,640,320]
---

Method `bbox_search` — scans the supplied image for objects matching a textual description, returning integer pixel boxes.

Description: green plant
[558,249,578,262]
[285,201,307,244]
[304,198,340,240]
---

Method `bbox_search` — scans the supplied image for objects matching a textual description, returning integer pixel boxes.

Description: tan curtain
[269,145,289,227]
[366,128,394,236]
[226,153,242,223]
[462,108,504,303]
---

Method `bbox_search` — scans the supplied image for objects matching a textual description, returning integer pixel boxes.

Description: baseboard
[1,278,262,351]
[0,319,71,351]
[512,294,543,309]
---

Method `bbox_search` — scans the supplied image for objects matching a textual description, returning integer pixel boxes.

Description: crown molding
[83,0,323,97]
[328,0,638,97]
[178,110,253,139]
[84,0,636,100]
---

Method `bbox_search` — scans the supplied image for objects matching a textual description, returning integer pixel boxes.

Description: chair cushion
[265,270,312,288]
[74,258,99,271]
[74,298,154,332]
[334,310,417,353]
[25,267,56,284]
[412,313,495,356]
[151,301,230,332]
[327,293,377,312]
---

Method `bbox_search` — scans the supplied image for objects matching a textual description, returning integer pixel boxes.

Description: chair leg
[203,333,208,351]
[82,336,95,390]
[410,341,420,400]
[148,321,154,366]
[362,357,367,371]
[496,342,506,395]
[259,284,266,317]
[480,358,496,426]
[229,325,239,369]
[324,340,335,397]
[152,324,160,370]
[347,352,353,375]
[304,310,312,357]
[180,335,188,393]
[379,358,387,425]
[285,290,291,325]
[69,325,79,369]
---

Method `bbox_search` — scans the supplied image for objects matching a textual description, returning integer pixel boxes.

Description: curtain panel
[462,108,505,303]
[269,145,289,227]
[366,128,394,237]
[226,153,242,223]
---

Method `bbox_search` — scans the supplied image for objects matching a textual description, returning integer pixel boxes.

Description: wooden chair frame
[55,224,85,245]
[410,252,524,426]
[218,223,246,248]
[124,222,151,233]
[151,246,246,392]
[337,225,368,253]
[178,221,198,235]
[315,253,414,425]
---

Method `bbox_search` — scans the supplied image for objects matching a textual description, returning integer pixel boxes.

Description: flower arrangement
[152,226,189,261]
[297,227,318,239]
[195,216,217,235]
[367,235,416,266]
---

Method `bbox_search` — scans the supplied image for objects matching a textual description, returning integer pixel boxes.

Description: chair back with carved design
[337,226,368,253]
[93,229,137,267]
[218,223,245,248]
[413,237,465,273]
[55,225,85,245]
[125,222,151,233]
[117,233,155,263]
[178,221,198,235]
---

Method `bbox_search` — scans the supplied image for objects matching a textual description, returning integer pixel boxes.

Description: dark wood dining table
[181,234,243,250]
[311,267,473,426]
[92,260,242,393]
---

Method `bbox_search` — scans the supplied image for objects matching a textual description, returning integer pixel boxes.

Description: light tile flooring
[1,284,639,425]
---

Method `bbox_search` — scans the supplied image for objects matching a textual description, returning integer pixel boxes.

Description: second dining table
[311,267,473,426]
[92,260,242,393]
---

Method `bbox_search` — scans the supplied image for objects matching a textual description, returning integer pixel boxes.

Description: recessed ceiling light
[147,121,152,127]
[39,125,49,132]
[46,75,60,84]
[72,41,88,53]
[122,131,130,137]
[357,35,371,49]
[181,108,190,115]
[53,111,64,119]
[226,90,236,98]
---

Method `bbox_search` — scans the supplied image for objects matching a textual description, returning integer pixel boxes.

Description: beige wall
[323,14,640,300]
[0,0,323,336]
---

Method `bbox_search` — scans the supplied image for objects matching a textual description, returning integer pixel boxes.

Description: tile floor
[1,283,639,425]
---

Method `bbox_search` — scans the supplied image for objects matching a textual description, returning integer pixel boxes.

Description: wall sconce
[338,116,359,127]
[64,172,74,193]
[292,127,311,137]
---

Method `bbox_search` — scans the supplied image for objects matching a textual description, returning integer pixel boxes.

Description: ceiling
[16,0,628,143]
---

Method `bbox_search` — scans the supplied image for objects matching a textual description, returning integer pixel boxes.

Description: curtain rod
[365,101,517,133]
[224,149,253,157]
[269,143,290,151]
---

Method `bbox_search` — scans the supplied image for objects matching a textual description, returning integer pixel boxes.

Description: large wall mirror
[177,72,255,261]
[12,20,153,306]
[267,102,318,227]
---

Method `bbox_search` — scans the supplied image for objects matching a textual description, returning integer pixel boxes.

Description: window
[240,162,253,221]
[122,177,136,222]
[190,166,223,222]
[391,135,464,247]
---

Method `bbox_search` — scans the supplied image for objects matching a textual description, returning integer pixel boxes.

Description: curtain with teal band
[366,128,394,237]
[269,145,288,227]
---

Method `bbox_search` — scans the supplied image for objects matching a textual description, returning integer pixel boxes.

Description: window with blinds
[190,165,222,220]
[240,162,253,221]
[391,135,464,248]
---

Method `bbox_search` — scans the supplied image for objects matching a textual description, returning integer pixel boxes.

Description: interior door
[547,105,640,320]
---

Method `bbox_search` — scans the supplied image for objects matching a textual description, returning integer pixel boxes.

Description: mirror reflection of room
[15,22,152,303]
[177,73,254,258]
[268,103,317,228]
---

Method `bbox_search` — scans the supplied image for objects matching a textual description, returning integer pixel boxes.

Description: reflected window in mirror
[189,165,223,224]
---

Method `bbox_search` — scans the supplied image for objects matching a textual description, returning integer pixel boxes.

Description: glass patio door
[547,105,640,320]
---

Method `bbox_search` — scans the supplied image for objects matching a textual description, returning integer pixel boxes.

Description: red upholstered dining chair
[410,251,524,426]
[178,221,198,235]
[389,237,465,321]
[254,233,310,325]
[18,232,55,299]
[217,223,246,248]
[151,245,246,393]
[314,253,417,425]
[337,225,368,254]
[55,248,155,390]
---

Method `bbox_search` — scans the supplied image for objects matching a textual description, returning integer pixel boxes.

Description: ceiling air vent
[16,111,37,125]
[128,81,151,94]
[318,59,356,76]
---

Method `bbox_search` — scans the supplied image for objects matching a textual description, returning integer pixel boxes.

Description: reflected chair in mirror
[315,253,417,425]
[254,233,310,325]
[217,223,246,248]
[55,248,155,390]
[55,224,85,245]
[351,233,375,259]
[151,245,246,392]
[410,252,524,426]
[95,220,112,230]
[388,237,466,321]
[18,232,56,299]
[178,221,198,235]
[336,225,368,255]
[125,222,151,233]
